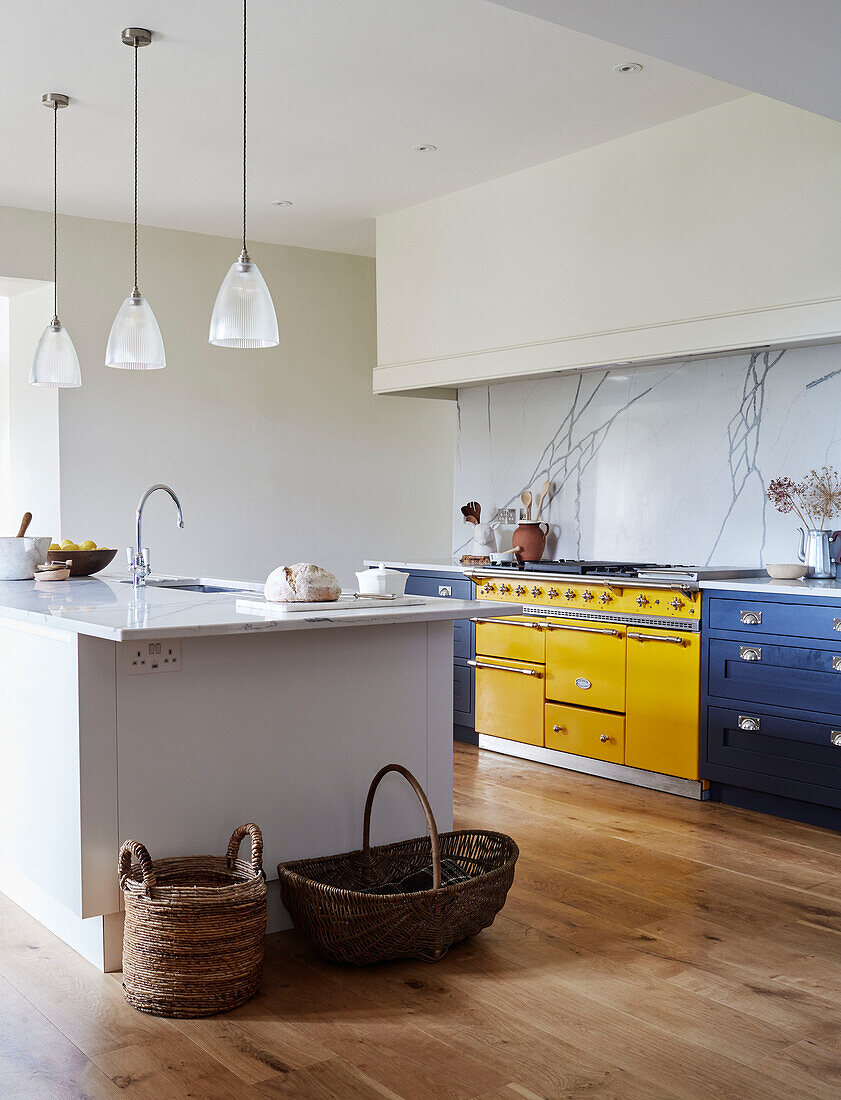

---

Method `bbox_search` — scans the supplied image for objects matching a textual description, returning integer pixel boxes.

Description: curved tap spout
[130,484,185,588]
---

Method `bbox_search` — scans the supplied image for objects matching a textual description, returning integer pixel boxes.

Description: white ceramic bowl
[0,536,53,580]
[355,564,409,597]
[765,563,808,580]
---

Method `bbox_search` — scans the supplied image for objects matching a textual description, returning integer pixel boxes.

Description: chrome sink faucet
[128,484,184,589]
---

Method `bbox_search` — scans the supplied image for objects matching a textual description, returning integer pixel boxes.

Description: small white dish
[355,562,409,597]
[765,564,808,580]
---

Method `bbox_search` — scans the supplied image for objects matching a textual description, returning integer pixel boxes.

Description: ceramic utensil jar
[512,521,548,563]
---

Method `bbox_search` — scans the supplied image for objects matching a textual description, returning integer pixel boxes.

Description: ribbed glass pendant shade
[209,256,279,348]
[30,320,82,387]
[105,293,166,370]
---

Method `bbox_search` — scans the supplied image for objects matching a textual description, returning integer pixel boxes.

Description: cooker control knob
[481,582,496,595]
[530,586,542,598]
[599,591,611,604]
[499,583,511,595]
[635,594,649,608]
[547,587,559,599]
[582,589,594,602]
[564,588,576,601]
[515,585,526,596]
[669,597,685,611]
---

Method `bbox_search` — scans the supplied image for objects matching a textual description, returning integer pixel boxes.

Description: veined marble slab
[0,575,509,642]
[701,577,841,599]
[455,344,841,568]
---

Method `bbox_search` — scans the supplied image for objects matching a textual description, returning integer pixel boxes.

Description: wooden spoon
[520,490,532,520]
[536,481,554,518]
[16,512,32,537]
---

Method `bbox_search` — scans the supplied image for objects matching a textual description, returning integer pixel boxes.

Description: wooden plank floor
[3,743,841,1098]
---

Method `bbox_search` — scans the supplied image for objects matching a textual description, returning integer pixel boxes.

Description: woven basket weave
[118,823,267,1018]
[278,764,518,965]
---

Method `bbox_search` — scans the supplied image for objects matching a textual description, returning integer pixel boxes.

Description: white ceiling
[0,1,745,256]
[490,1,841,124]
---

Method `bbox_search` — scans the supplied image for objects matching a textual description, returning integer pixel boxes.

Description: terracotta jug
[512,521,548,563]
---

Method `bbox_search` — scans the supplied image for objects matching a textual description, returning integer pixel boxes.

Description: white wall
[0,206,456,585]
[376,95,841,394]
[455,344,841,567]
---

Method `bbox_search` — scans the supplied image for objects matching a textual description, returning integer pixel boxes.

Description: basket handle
[363,764,442,890]
[118,840,156,897]
[226,822,264,876]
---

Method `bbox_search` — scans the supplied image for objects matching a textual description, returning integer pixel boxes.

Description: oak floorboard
[2,743,841,1097]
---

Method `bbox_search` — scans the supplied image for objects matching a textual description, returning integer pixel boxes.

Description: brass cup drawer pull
[738,715,761,731]
[740,610,762,625]
[627,632,684,646]
[834,618,841,633]
[832,731,841,747]
[740,646,762,661]
[544,623,619,636]
[468,659,541,678]
[470,618,540,629]
[833,656,841,673]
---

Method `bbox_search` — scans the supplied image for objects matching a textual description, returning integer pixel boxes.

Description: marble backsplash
[454,345,841,567]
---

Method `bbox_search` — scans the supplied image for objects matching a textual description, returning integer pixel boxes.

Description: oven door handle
[470,618,541,629]
[468,659,542,677]
[627,631,685,646]
[543,623,619,636]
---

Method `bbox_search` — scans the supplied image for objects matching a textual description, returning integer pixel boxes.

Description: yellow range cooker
[467,566,711,800]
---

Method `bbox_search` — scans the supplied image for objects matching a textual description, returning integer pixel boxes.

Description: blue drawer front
[708,596,841,642]
[706,705,841,799]
[452,615,472,660]
[708,637,841,715]
[404,575,473,601]
[453,659,474,723]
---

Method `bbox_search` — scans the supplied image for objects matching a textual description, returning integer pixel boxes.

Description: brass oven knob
[564,588,576,601]
[669,597,684,611]
[481,582,496,594]
[599,591,611,604]
[515,585,526,596]
[547,587,559,599]
[635,594,649,608]
[499,583,511,595]
[530,586,542,598]
[582,589,594,602]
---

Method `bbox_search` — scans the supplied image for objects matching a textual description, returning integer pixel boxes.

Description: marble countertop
[700,576,841,599]
[0,574,510,642]
[363,558,466,574]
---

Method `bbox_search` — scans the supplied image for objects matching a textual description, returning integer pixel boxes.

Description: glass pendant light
[106,29,165,370]
[209,0,279,348]
[30,93,81,388]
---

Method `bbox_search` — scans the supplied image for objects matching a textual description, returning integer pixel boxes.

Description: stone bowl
[765,564,808,580]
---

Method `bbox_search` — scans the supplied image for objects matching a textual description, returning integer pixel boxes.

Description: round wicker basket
[118,824,267,1018]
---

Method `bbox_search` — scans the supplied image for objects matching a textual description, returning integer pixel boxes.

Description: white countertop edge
[700,577,841,598]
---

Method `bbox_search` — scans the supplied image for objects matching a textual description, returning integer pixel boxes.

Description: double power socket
[127,639,181,675]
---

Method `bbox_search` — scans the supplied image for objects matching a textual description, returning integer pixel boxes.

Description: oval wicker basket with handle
[277,764,518,965]
[118,823,267,1018]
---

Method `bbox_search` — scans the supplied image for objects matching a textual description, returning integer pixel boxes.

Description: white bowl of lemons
[46,540,117,577]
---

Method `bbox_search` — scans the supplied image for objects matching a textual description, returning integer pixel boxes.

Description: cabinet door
[544,620,626,712]
[545,703,624,764]
[626,628,701,779]
[473,656,544,746]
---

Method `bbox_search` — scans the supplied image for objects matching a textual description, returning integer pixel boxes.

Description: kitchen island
[0,575,509,971]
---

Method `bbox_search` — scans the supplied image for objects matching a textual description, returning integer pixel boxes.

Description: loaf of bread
[264,563,341,603]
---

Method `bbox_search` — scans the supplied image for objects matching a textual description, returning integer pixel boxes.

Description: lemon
[60,539,78,551]
[78,540,97,551]
[48,543,61,552]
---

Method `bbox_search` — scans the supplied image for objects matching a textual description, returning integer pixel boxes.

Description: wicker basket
[118,823,267,1018]
[278,764,518,965]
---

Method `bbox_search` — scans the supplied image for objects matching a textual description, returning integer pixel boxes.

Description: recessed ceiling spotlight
[613,62,643,73]
[272,200,293,207]
[413,144,437,152]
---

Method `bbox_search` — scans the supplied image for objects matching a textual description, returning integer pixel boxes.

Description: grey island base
[0,576,510,971]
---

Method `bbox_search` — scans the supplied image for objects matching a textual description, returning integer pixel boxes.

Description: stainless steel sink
[166,584,245,594]
[119,578,251,594]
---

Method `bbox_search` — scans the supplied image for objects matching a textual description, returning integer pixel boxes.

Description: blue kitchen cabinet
[367,565,477,743]
[701,587,841,829]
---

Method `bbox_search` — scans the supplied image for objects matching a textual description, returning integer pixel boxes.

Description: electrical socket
[127,639,181,675]
[495,508,516,524]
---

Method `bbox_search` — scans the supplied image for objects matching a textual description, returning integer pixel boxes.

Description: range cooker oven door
[544,619,627,713]
[625,626,701,780]
[470,655,544,746]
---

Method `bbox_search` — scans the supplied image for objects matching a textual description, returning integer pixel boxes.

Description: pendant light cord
[52,102,58,321]
[133,38,139,294]
[242,0,247,255]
